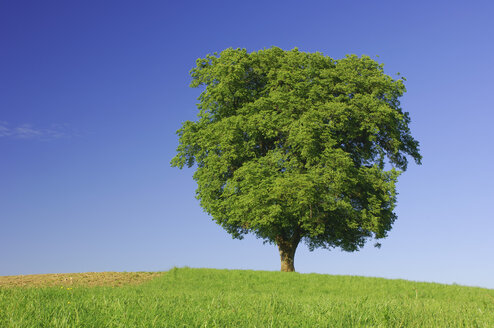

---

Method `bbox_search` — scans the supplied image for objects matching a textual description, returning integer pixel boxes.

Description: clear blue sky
[1,0,493,289]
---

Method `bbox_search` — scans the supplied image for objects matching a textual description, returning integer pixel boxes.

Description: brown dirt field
[0,271,163,288]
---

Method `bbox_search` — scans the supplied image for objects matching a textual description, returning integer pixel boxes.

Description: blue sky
[1,0,493,289]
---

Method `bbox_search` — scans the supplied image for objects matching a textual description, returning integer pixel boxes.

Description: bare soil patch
[0,271,163,288]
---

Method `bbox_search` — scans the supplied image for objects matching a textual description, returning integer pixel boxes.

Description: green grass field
[1,268,493,327]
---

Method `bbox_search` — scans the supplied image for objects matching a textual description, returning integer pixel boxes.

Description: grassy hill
[1,268,493,327]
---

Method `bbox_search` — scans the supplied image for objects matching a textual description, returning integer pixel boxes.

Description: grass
[1,268,493,327]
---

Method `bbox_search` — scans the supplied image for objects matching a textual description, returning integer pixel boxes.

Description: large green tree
[172,47,421,272]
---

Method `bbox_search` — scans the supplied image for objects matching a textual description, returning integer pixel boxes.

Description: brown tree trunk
[278,243,297,272]
[276,230,301,272]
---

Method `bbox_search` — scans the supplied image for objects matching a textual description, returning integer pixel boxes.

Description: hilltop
[1,268,492,327]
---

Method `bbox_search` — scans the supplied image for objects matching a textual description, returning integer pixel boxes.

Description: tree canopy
[171,47,421,272]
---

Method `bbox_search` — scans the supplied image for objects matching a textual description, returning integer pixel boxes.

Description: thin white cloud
[0,121,12,137]
[0,121,77,140]
[15,124,44,139]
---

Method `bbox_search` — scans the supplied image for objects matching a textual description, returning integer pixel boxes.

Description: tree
[171,47,421,272]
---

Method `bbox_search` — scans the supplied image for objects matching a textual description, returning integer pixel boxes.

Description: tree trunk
[276,232,300,272]
[278,243,297,272]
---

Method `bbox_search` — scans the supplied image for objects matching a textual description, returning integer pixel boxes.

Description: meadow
[1,267,493,327]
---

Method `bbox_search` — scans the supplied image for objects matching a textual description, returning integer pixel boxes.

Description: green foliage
[172,47,421,251]
[1,268,493,327]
